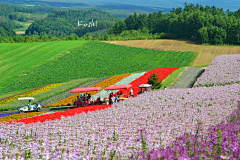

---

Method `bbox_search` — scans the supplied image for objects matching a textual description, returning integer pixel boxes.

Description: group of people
[107,91,122,104]
[74,87,165,106]
[74,92,94,106]
[107,88,134,104]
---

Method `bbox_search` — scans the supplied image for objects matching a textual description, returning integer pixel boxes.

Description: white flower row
[92,72,146,101]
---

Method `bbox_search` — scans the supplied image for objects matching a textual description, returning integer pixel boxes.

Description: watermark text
[78,19,97,27]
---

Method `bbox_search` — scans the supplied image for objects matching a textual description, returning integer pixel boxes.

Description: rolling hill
[0,40,89,93]
[106,39,240,66]
[0,40,196,95]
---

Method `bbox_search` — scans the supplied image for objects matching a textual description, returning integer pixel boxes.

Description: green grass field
[0,40,89,94]
[1,41,196,95]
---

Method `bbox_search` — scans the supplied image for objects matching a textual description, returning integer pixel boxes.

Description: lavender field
[193,54,240,87]
[0,83,239,159]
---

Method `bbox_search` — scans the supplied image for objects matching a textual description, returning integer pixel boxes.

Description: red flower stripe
[14,105,111,124]
[115,68,178,97]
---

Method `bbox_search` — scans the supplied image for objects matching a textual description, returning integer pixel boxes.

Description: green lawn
[0,40,90,94]
[1,41,196,95]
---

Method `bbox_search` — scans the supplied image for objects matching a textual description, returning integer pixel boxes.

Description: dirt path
[169,67,205,89]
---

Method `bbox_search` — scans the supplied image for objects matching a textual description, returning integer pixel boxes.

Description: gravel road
[170,67,205,89]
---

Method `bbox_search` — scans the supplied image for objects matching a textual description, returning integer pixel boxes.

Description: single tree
[148,72,162,89]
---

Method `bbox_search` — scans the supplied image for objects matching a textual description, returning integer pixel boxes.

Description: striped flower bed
[0,111,50,123]
[115,67,179,97]
[0,83,64,106]
[43,73,132,107]
[40,78,109,106]
[92,72,146,101]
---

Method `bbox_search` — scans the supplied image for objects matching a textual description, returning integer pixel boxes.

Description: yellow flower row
[0,83,65,106]
[44,73,132,107]
[0,111,50,123]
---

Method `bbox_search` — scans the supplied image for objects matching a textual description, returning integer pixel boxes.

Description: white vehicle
[138,84,153,94]
[18,97,41,113]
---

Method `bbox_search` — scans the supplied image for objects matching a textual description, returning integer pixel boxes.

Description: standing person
[115,93,119,104]
[111,95,115,104]
[129,88,133,97]
[80,92,83,97]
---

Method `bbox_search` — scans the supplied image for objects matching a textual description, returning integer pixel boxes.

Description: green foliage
[108,3,240,44]
[0,40,89,94]
[1,41,196,94]
[0,16,21,31]
[25,9,118,37]
[73,19,116,37]
[0,26,15,37]
[147,71,162,89]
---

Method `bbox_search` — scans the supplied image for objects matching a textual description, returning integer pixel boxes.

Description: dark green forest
[109,3,240,44]
[25,9,118,37]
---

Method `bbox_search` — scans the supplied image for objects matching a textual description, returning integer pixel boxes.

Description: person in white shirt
[129,88,133,97]
[163,86,167,90]
[111,95,115,104]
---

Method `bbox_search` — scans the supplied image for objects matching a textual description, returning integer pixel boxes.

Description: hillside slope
[0,40,89,93]
[1,40,196,94]
[105,39,240,66]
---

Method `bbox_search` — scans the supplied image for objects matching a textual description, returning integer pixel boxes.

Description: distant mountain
[39,0,240,11]
[0,0,171,13]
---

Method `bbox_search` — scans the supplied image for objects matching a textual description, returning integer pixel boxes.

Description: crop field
[1,41,196,95]
[0,40,89,95]
[105,39,240,66]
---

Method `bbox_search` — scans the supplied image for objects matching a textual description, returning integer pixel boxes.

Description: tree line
[0,29,171,43]
[109,3,240,44]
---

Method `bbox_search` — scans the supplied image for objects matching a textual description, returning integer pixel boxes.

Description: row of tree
[109,3,240,44]
[0,29,169,43]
